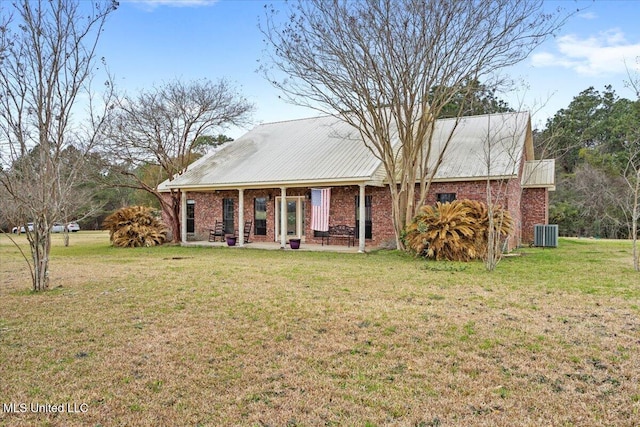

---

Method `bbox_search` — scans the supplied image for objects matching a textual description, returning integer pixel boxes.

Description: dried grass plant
[102,206,168,248]
[404,199,512,261]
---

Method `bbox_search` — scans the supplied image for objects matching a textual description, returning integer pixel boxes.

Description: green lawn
[0,232,638,426]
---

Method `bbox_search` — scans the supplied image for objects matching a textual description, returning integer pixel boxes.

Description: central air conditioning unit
[534,224,558,248]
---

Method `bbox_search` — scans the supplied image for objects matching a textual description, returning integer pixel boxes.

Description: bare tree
[261,0,567,249]
[622,149,640,271]
[624,62,640,271]
[104,79,254,243]
[0,0,117,291]
[480,90,563,270]
[478,112,527,271]
[0,3,9,55]
[483,117,511,271]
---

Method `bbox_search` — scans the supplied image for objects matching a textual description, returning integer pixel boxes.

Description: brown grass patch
[0,233,638,425]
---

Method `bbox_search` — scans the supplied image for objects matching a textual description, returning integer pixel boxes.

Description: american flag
[311,188,330,232]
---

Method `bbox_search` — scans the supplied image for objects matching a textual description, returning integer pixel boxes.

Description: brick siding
[521,187,549,244]
[167,178,548,250]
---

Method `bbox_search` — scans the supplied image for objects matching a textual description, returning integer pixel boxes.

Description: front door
[275,196,305,240]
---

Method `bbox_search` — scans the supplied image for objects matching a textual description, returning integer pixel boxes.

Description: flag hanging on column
[311,188,330,232]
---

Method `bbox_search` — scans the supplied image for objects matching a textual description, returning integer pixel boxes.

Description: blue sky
[98,0,640,136]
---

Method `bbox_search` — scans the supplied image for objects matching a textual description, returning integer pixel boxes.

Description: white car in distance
[52,222,81,233]
[11,222,80,233]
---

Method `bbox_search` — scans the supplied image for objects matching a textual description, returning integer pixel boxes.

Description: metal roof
[162,111,537,190]
[428,111,532,181]
[522,159,556,189]
[163,115,383,190]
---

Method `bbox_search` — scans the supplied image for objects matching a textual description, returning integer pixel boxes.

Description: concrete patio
[182,240,361,253]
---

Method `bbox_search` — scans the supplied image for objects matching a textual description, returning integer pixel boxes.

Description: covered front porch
[177,183,375,253]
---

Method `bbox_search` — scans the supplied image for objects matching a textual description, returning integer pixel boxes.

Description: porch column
[280,187,287,248]
[180,190,187,245]
[358,184,366,253]
[238,188,245,246]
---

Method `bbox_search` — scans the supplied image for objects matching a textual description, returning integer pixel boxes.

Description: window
[186,200,195,233]
[437,193,456,203]
[254,197,267,236]
[223,198,234,234]
[355,195,372,239]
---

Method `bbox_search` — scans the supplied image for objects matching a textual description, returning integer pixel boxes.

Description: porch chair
[208,220,224,242]
[243,220,252,243]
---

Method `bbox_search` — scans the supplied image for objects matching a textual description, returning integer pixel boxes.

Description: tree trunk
[633,170,639,272]
[170,191,182,243]
[485,180,497,271]
[383,171,405,251]
[390,190,405,251]
[29,220,51,291]
[157,190,183,244]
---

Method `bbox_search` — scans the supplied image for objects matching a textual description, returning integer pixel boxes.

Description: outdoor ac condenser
[534,224,558,248]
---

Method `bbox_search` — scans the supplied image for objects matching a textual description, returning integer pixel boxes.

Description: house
[159,111,554,251]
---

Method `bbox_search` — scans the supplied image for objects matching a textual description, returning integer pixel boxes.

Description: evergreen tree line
[0,134,232,232]
[2,81,638,241]
[537,85,640,239]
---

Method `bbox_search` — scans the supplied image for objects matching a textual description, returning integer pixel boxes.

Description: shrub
[403,199,512,261]
[102,206,168,247]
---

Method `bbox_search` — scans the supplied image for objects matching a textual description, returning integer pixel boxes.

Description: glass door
[223,198,234,235]
[275,196,305,240]
[287,200,297,235]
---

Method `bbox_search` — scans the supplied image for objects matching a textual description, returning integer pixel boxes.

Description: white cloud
[578,11,598,20]
[532,29,640,76]
[125,0,218,11]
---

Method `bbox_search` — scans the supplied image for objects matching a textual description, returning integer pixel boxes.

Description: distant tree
[85,161,140,230]
[624,62,640,271]
[103,134,234,212]
[543,86,636,173]
[261,0,566,249]
[572,163,628,238]
[0,0,117,291]
[436,79,513,119]
[622,147,640,271]
[105,79,253,243]
[545,84,640,247]
[549,153,632,240]
[193,134,233,154]
[48,146,107,246]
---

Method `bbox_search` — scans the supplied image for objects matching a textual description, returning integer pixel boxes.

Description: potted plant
[226,235,237,246]
[289,238,301,249]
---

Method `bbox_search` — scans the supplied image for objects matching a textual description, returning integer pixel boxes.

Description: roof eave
[162,176,385,191]
[379,174,519,185]
[523,184,556,191]
[430,174,518,183]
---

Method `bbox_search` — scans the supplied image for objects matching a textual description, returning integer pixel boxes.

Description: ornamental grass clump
[102,206,168,247]
[404,199,512,261]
